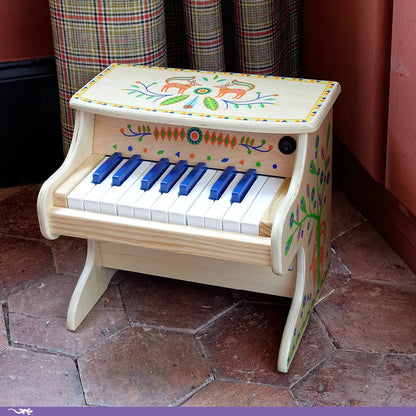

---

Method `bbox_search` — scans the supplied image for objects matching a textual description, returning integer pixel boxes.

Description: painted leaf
[300,196,307,213]
[160,95,189,106]
[285,234,294,255]
[327,122,331,146]
[310,160,317,174]
[203,97,219,111]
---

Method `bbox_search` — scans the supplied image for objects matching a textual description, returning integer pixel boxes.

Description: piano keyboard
[66,153,285,236]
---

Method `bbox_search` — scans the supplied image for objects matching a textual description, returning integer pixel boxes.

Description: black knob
[278,136,297,155]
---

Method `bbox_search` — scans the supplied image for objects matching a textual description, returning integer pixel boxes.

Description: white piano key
[116,161,155,217]
[133,164,174,219]
[168,169,217,225]
[83,159,128,212]
[67,156,108,210]
[99,160,152,215]
[151,167,193,222]
[204,173,243,231]
[186,170,222,228]
[222,175,268,233]
[240,176,285,235]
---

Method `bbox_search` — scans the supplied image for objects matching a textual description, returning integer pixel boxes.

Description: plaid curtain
[49,0,303,152]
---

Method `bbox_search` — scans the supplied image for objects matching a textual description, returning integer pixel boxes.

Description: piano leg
[67,239,117,330]
[277,247,310,373]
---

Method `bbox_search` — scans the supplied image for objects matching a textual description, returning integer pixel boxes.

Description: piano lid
[70,63,341,134]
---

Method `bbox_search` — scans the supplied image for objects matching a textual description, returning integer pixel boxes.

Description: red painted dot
[143,148,148,153]
[189,153,195,159]
[268,145,274,150]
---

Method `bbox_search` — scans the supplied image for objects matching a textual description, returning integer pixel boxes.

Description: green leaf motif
[285,234,294,255]
[327,122,331,147]
[203,97,219,111]
[160,95,189,106]
[310,160,317,175]
[300,196,307,213]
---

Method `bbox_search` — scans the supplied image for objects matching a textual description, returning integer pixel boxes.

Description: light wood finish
[48,207,272,266]
[37,111,95,239]
[67,239,116,330]
[53,154,104,207]
[271,111,333,372]
[71,64,341,135]
[259,178,291,236]
[99,242,296,298]
[93,115,297,178]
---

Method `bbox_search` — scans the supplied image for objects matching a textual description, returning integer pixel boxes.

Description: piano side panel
[37,111,95,239]
[270,110,333,371]
[92,114,297,177]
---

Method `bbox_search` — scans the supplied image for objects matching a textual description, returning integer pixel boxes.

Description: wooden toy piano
[37,63,340,372]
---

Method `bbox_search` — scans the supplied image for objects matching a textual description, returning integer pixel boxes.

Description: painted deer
[214,80,255,99]
[161,76,200,94]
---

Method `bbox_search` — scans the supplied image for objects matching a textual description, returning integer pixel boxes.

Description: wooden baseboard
[333,139,416,274]
[0,57,63,187]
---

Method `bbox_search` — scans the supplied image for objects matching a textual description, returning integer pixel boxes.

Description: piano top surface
[70,63,341,134]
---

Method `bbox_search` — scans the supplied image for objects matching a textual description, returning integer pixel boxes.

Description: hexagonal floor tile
[197,303,335,387]
[120,273,241,333]
[331,189,364,240]
[0,185,30,203]
[78,327,211,406]
[48,236,87,276]
[316,279,416,354]
[8,274,129,356]
[0,184,43,239]
[292,350,416,406]
[182,380,297,406]
[0,236,56,301]
[333,222,416,291]
[0,348,84,406]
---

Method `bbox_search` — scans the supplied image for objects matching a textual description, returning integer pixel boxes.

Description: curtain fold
[49,0,303,152]
[49,0,167,151]
[183,0,225,71]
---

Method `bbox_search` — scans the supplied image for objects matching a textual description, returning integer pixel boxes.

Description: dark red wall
[0,0,54,61]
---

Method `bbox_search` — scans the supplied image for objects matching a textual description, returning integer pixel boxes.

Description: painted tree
[285,122,332,294]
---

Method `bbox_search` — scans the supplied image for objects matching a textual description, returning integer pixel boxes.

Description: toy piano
[37,63,340,372]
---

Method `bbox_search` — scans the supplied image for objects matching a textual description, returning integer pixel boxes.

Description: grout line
[193,299,243,335]
[331,219,368,242]
[172,374,215,407]
[1,303,11,346]
[73,357,88,406]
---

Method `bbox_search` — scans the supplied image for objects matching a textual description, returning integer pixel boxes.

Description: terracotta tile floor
[1,185,416,407]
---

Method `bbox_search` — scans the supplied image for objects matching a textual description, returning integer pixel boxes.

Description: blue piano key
[230,168,257,203]
[209,166,236,200]
[160,160,188,193]
[178,162,207,196]
[111,154,142,186]
[141,158,170,190]
[92,152,123,184]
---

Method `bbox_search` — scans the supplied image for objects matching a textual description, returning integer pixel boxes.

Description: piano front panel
[93,114,298,178]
